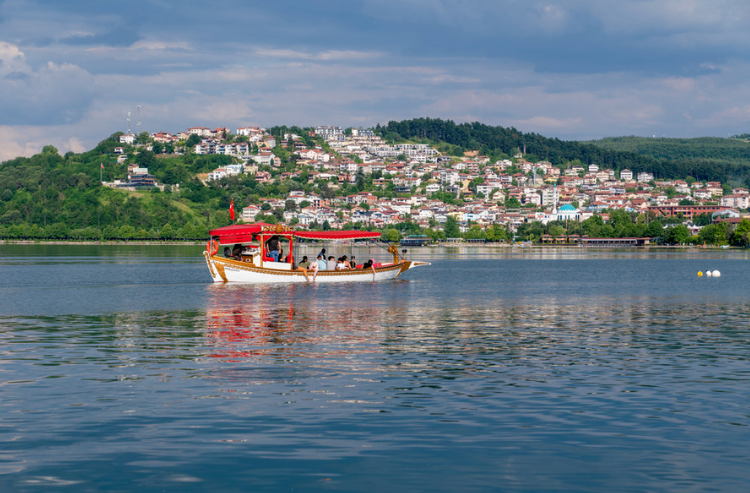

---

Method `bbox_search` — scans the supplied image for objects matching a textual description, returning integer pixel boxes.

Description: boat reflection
[204,283,387,362]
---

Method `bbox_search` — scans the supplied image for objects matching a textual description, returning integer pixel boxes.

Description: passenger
[318,247,326,260]
[362,259,376,278]
[292,256,310,282]
[336,256,350,270]
[266,235,280,262]
[231,244,243,260]
[317,254,327,271]
[223,246,232,258]
[327,255,336,271]
[298,256,310,269]
[349,255,357,269]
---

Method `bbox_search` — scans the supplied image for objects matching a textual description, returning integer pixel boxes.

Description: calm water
[2,244,750,492]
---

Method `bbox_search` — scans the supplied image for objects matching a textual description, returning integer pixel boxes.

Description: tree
[285,199,297,211]
[137,131,151,145]
[385,228,400,242]
[136,150,156,169]
[505,197,521,209]
[665,224,691,244]
[698,223,728,245]
[732,218,750,246]
[160,224,174,239]
[444,216,460,238]
[582,215,604,237]
[186,134,201,147]
[485,223,506,242]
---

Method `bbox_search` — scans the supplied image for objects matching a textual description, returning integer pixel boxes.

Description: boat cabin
[208,223,382,271]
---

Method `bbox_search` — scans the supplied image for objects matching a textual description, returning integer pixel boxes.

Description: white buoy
[713,270,721,277]
[706,270,713,277]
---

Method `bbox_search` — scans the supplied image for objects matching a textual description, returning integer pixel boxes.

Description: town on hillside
[113,124,750,246]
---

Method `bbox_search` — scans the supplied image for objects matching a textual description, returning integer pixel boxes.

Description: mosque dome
[559,204,577,212]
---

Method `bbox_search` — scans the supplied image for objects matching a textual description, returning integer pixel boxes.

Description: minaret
[553,183,558,214]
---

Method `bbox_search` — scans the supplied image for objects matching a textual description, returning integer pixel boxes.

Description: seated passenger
[317,254,327,271]
[349,255,357,269]
[292,257,310,282]
[223,247,232,258]
[327,256,336,271]
[362,259,376,278]
[336,256,350,270]
[298,256,310,269]
[231,244,243,260]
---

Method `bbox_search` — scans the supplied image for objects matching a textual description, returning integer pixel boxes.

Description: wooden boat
[204,223,430,283]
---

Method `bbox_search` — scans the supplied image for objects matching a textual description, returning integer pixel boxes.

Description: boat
[400,235,429,247]
[204,223,430,283]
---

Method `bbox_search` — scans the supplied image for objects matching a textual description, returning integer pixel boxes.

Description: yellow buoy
[697,271,703,277]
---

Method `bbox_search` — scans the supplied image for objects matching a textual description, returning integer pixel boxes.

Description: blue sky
[1,0,750,160]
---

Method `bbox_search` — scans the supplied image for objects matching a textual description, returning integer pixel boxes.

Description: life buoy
[207,239,219,256]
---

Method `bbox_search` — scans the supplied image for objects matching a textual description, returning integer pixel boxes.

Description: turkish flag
[229,199,235,221]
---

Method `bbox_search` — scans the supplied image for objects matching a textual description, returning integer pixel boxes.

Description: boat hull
[204,252,429,283]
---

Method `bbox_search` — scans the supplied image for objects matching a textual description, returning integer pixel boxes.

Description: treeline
[377,118,750,184]
[589,136,750,162]
[515,210,749,246]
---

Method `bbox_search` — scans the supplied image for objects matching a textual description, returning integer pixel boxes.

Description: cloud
[3,0,750,161]
[253,48,383,62]
[0,42,95,126]
[59,25,142,47]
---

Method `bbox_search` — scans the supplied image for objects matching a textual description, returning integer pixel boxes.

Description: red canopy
[292,230,382,241]
[209,223,381,244]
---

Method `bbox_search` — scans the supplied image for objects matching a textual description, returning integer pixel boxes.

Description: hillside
[1,120,749,243]
[379,119,750,185]
[587,136,750,162]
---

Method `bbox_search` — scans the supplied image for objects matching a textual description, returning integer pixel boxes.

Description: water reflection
[204,284,387,362]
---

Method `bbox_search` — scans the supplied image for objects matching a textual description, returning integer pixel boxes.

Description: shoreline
[0,239,738,250]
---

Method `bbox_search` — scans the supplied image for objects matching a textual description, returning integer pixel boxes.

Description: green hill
[587,136,750,162]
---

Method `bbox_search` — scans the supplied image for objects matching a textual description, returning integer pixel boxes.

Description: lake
[1,244,750,492]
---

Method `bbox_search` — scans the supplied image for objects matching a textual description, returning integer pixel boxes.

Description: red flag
[101,163,104,169]
[229,199,235,221]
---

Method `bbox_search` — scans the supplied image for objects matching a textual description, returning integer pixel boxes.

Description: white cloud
[253,48,383,61]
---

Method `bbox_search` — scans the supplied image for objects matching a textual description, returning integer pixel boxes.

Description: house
[241,205,261,222]
[637,172,654,183]
[188,127,213,137]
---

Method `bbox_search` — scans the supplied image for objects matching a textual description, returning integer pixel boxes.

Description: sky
[1,0,750,161]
